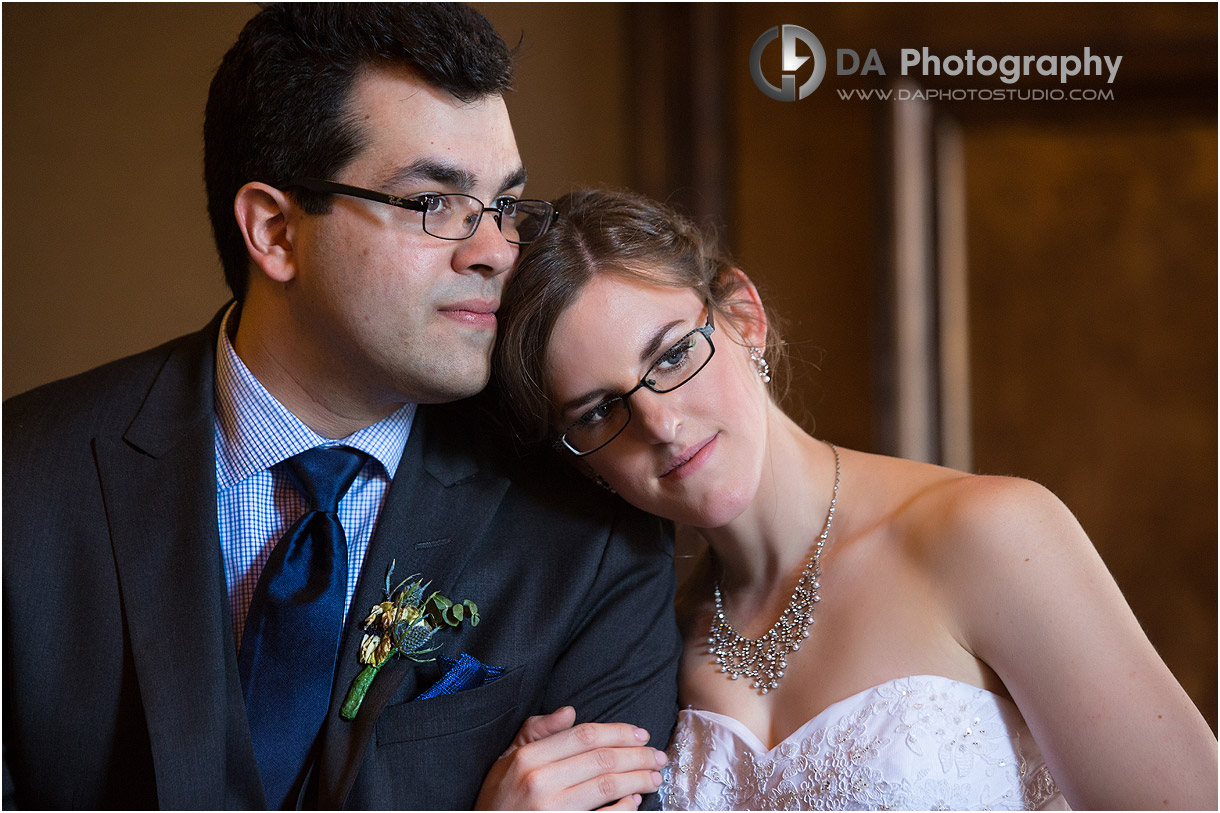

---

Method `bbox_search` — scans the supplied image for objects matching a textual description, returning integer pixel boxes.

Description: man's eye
[403,195,437,214]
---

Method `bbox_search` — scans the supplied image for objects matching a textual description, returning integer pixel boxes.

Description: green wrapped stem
[340,662,384,721]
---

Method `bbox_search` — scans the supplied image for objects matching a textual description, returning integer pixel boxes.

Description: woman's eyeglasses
[557,310,716,456]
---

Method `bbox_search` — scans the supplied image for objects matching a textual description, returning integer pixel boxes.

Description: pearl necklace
[709,443,840,694]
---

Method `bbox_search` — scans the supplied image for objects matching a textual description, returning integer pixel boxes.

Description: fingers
[566,766,664,811]
[598,793,643,811]
[511,706,578,750]
[478,714,669,810]
[511,730,667,810]
[522,720,654,764]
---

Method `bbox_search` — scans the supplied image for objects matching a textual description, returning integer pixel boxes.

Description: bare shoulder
[841,448,1085,564]
[921,472,1083,552]
[835,449,1101,627]
[833,451,1217,808]
[852,454,1108,653]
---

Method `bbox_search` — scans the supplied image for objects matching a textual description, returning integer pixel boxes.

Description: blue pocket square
[415,653,504,701]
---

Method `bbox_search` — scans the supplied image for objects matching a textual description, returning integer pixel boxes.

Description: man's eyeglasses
[557,310,716,457]
[287,178,559,245]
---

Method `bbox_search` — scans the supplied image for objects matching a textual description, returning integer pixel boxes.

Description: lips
[438,299,499,329]
[661,434,717,479]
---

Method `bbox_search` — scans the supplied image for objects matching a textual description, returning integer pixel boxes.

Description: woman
[493,189,1216,810]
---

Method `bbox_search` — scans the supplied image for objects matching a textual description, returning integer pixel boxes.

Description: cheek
[711,346,771,422]
[299,235,375,319]
[601,367,764,478]
[587,447,648,487]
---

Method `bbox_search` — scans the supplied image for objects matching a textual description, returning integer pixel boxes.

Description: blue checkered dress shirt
[213,306,416,651]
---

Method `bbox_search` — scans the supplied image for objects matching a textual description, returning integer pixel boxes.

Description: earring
[593,473,617,494]
[750,347,772,383]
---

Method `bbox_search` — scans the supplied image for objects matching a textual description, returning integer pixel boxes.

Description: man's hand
[474,706,667,810]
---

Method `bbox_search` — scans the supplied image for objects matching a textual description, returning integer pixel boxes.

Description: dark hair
[204,2,514,301]
[493,188,787,450]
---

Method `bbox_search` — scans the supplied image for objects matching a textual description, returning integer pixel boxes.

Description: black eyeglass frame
[286,177,559,245]
[557,310,717,457]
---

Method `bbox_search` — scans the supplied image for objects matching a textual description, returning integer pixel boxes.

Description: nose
[452,210,516,278]
[630,390,683,445]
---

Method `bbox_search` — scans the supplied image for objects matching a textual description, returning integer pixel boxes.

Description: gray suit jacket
[2,311,681,809]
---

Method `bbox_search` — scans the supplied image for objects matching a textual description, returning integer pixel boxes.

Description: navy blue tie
[238,446,368,810]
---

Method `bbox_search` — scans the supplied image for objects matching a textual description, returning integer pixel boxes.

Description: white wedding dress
[659,674,1069,811]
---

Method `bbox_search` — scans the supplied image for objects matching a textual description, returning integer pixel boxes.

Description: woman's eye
[655,337,695,371]
[578,400,618,426]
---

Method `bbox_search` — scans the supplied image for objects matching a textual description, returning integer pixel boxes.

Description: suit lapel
[318,402,510,808]
[95,312,262,809]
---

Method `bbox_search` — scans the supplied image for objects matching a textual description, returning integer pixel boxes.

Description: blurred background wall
[4,3,1215,729]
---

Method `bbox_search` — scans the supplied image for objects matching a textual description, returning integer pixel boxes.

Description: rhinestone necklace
[709,442,840,694]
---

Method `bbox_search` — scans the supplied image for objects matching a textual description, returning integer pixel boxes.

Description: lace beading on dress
[660,675,1068,811]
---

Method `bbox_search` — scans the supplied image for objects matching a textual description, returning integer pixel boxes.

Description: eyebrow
[558,318,687,416]
[499,165,529,194]
[559,387,615,418]
[638,319,686,364]
[379,160,528,196]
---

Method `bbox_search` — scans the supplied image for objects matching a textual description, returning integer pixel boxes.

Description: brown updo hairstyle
[493,188,787,451]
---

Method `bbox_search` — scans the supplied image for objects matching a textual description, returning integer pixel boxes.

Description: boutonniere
[340,560,480,721]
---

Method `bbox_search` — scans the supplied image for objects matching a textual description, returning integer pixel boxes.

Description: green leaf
[427,596,452,620]
[461,600,480,626]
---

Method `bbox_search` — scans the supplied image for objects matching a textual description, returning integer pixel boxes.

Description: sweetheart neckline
[679,673,1017,754]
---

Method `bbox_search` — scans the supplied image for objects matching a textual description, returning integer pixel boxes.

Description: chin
[408,362,491,404]
[644,481,757,530]
[688,496,753,529]
[435,378,488,404]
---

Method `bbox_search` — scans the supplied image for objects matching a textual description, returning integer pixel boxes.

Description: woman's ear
[721,267,768,349]
[233,182,299,284]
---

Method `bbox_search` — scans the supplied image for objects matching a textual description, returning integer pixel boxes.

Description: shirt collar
[214,303,415,490]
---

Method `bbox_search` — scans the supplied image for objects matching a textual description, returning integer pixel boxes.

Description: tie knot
[284,446,368,512]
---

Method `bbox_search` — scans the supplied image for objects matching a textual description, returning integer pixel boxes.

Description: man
[3,4,679,809]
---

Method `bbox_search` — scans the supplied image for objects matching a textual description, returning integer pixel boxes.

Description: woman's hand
[474,706,668,810]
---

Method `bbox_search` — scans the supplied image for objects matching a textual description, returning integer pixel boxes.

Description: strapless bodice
[660,674,1068,811]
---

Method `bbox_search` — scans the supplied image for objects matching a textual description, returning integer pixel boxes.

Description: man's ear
[722,267,768,349]
[233,182,298,284]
